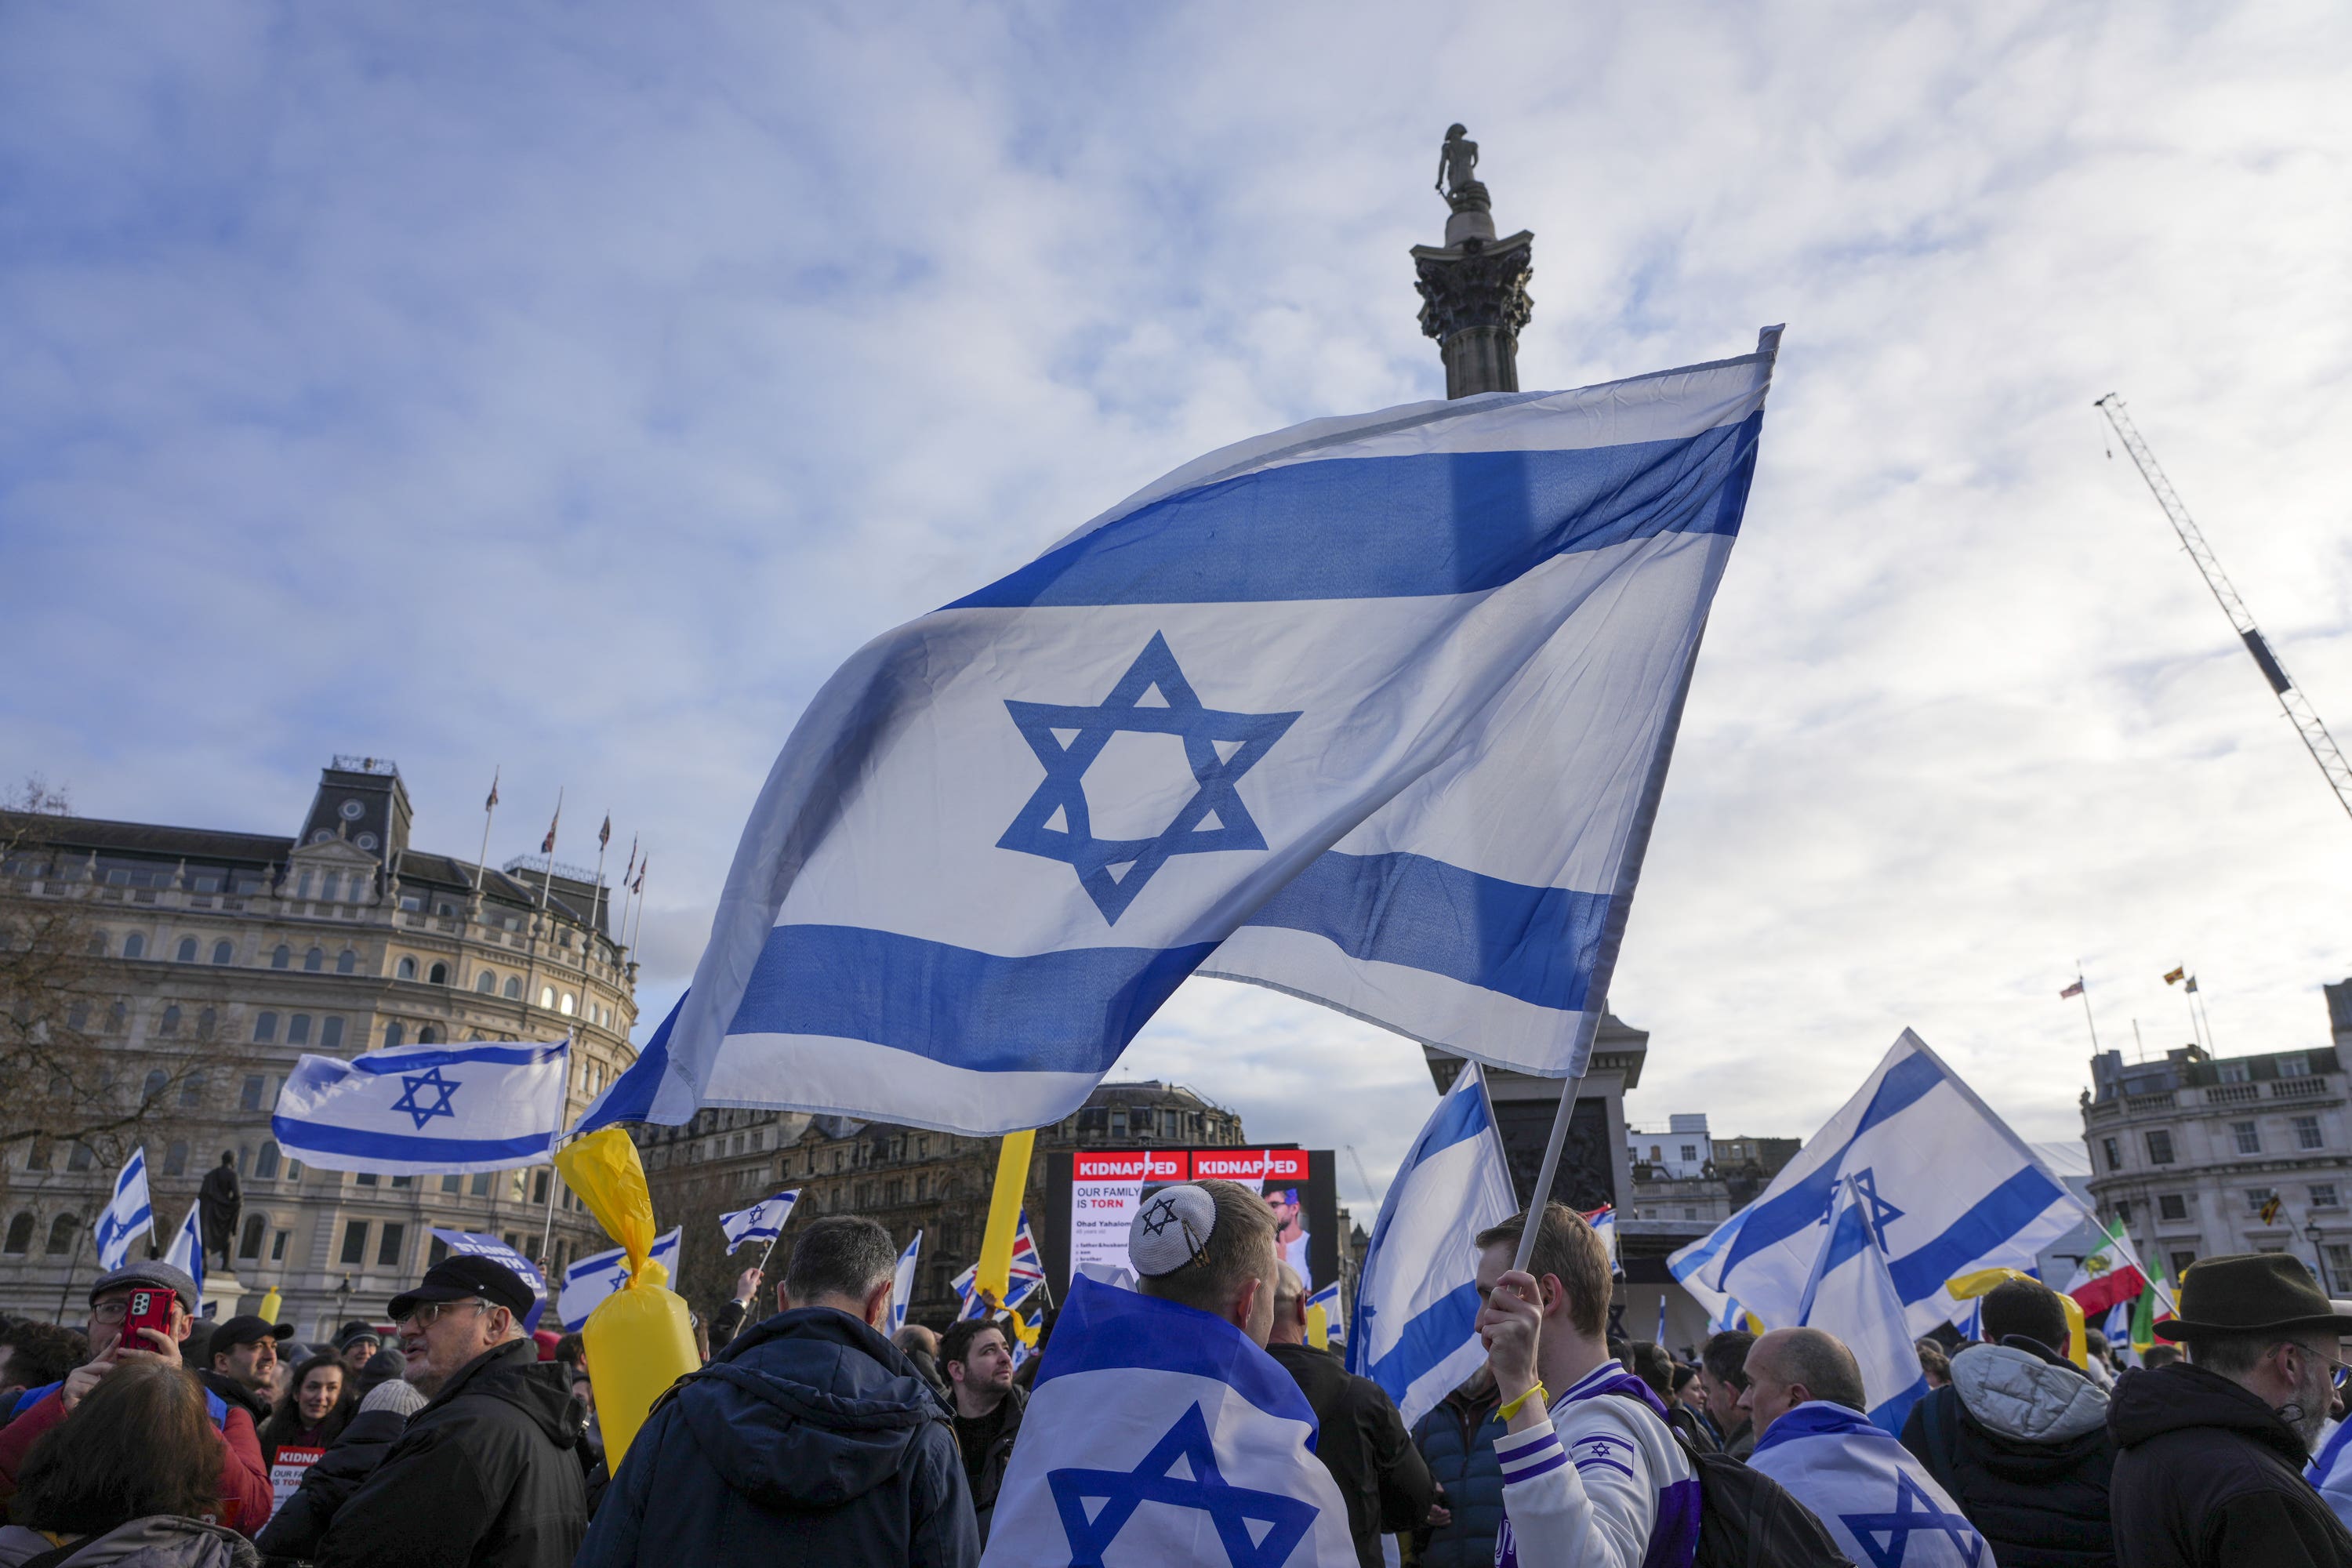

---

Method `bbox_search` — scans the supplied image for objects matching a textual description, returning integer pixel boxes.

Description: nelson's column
[1414,123,1535,398]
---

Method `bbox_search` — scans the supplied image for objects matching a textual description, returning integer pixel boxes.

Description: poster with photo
[1045,1146,1337,1292]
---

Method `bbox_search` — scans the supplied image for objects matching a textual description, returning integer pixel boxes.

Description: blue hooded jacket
[575,1307,978,1568]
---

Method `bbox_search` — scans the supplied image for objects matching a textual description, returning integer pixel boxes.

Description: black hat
[387,1255,536,1323]
[2154,1253,2352,1341]
[335,1319,383,1351]
[88,1261,201,1307]
[210,1316,294,1354]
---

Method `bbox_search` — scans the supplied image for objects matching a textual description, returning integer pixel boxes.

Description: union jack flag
[953,1211,1046,1319]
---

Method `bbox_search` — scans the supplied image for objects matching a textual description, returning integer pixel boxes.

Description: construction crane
[2095,394,2352,825]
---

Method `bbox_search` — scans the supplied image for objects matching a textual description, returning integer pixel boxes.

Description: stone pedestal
[199,1269,247,1320]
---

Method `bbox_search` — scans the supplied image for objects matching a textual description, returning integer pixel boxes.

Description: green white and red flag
[2064,1217,2149,1316]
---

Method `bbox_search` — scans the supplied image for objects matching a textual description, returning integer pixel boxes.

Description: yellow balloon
[555,1130,700,1467]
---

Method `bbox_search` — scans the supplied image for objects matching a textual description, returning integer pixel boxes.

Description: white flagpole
[588,820,611,944]
[539,788,563,911]
[474,766,499,895]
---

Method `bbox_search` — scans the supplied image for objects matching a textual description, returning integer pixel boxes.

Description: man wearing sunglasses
[2109,1252,2352,1568]
[312,1255,587,1568]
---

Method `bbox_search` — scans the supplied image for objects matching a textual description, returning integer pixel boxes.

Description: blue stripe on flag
[1365,1281,1483,1408]
[1886,1165,2069,1304]
[1036,1276,1316,1428]
[1405,1076,1495,1168]
[1716,1050,1949,1278]
[948,417,1762,609]
[345,1043,568,1073]
[1241,850,1610,1013]
[269,1116,554,1163]
[726,925,1215,1073]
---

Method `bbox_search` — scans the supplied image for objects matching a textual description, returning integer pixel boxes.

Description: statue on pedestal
[1436,124,1489,212]
[198,1152,241,1271]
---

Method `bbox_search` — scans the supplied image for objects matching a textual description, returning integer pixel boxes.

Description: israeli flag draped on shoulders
[1348,1062,1517,1429]
[720,1189,800,1253]
[979,1274,1354,1567]
[559,1227,681,1333]
[94,1147,153,1272]
[274,1037,570,1175]
[584,334,1781,1136]
[1798,1177,1930,1433]
[1675,1029,2087,1335]
[1746,1403,1987,1568]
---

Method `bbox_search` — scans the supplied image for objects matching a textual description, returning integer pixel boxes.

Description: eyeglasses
[89,1301,132,1326]
[2288,1343,2351,1389]
[399,1299,488,1329]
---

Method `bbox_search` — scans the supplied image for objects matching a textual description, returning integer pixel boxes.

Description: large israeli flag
[559,1227,682,1333]
[583,335,1781,1136]
[1348,1062,1518,1429]
[93,1147,153,1272]
[718,1189,800,1254]
[981,1275,1354,1566]
[1675,1029,2088,1335]
[273,1038,570,1175]
[1798,1177,1930,1433]
[162,1201,204,1304]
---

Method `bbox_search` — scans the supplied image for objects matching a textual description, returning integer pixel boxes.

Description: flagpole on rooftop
[2074,961,2101,1054]
[539,788,563,911]
[474,767,500,895]
[588,816,611,945]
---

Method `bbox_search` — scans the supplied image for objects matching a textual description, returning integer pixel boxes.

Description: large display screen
[1041,1146,1340,1293]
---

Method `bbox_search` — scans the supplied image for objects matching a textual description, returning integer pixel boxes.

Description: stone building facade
[2082,996,2352,1293]
[637,1080,1368,1328]
[0,758,637,1335]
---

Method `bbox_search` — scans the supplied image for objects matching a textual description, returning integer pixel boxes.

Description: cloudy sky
[5,2,2349,1211]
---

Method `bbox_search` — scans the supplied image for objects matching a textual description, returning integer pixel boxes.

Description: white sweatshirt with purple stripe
[1491,1360,1701,1568]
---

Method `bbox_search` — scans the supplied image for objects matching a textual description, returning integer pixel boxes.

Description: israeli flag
[1676,1029,2088,1335]
[1797,1177,1930,1433]
[559,1226,681,1333]
[980,1274,1355,1566]
[1348,1062,1517,1430]
[583,336,1780,1137]
[888,1231,922,1334]
[93,1147,153,1272]
[719,1189,800,1254]
[2308,1415,2352,1534]
[1591,1204,1624,1279]
[1746,1402,1986,1568]
[162,1201,205,1305]
[274,1038,570,1175]
[430,1230,551,1333]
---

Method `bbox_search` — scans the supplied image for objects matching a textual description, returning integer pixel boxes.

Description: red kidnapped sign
[1073,1149,1189,1181]
[1188,1148,1308,1183]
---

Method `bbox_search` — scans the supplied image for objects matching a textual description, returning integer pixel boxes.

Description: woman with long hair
[256,1356,353,1469]
[0,1360,256,1566]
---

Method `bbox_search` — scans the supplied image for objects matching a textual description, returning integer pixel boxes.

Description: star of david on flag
[719,1189,800,1254]
[579,332,1782,1138]
[93,1147,154,1272]
[559,1227,681,1333]
[1747,1401,1986,1568]
[978,1275,1353,1567]
[274,1037,570,1176]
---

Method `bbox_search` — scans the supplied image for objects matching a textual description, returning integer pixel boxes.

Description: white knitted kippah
[1130,1184,1218,1277]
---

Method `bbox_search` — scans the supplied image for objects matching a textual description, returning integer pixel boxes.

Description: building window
[2,1214,30,1254]
[476,972,497,994]
[67,1142,94,1172]
[253,1012,278,1043]
[1682,1145,1697,1162]
[178,1073,205,1109]
[397,956,417,981]
[539,985,555,1009]
[141,1069,166,1104]
[441,1173,460,1193]
[256,1142,281,1179]
[356,1171,377,1186]
[271,944,290,969]
[427,962,448,985]
[175,937,198,963]
[2248,1186,2278,1214]
[377,1223,406,1269]
[196,1007,215,1039]
[559,993,575,1016]
[321,1016,343,1050]
[2314,1183,2341,1209]
[159,1006,180,1036]
[164,1142,187,1176]
[2100,1138,2122,1171]
[383,1022,404,1049]
[45,1215,78,1255]
[288,1014,311,1046]
[2159,1193,2188,1221]
[429,1236,451,1267]
[2171,1250,2198,1277]
[239,1214,267,1259]
[88,931,108,956]
[2284,1056,2313,1078]
[122,934,145,959]
[339,1221,368,1265]
[211,940,234,965]
[270,1231,289,1261]
[504,977,522,1000]
[400,895,422,912]
[2232,1122,2259,1155]
[470,1172,492,1196]
[304,946,325,972]
[2296,1116,2324,1151]
[2327,1245,2352,1294]
[2146,1131,2176,1165]
[417,1025,439,1045]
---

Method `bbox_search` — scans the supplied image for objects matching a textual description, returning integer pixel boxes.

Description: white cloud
[4,1,2349,1210]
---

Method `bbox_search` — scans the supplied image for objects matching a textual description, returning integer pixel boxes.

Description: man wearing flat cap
[314,1254,586,1568]
[2108,1252,2352,1567]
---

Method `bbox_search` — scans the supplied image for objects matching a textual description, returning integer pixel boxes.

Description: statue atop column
[1435,124,1489,212]
[1411,124,1534,398]
[199,1152,241,1269]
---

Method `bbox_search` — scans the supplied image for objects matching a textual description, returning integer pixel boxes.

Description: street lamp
[2304,1219,2329,1290]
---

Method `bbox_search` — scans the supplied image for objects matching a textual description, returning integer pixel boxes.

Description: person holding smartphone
[0,1261,274,1537]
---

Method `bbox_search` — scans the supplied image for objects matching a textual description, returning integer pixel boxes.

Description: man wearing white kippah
[1473,1202,1701,1568]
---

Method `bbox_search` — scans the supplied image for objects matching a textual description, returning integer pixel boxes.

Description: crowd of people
[4,1201,2352,1566]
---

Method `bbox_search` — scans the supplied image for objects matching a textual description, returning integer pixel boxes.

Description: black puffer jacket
[313,1342,586,1568]
[1268,1342,1436,1568]
[252,1405,411,1563]
[1900,1338,2117,1568]
[1411,1381,1507,1568]
[2107,1360,2352,1568]
[573,1308,977,1567]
